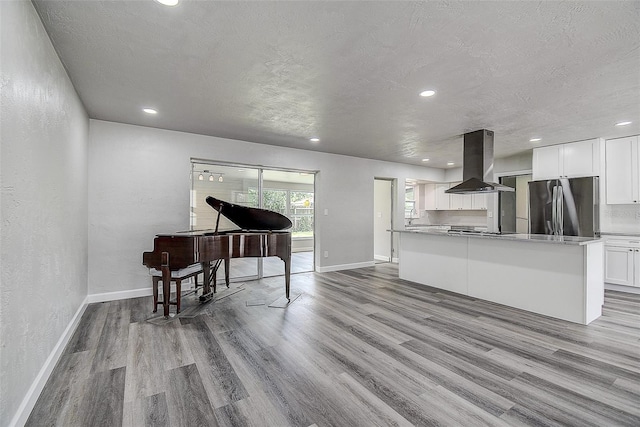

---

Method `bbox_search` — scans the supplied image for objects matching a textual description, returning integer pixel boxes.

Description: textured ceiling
[33,1,640,168]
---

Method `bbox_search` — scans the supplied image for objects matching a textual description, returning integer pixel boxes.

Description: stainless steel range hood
[445,129,515,194]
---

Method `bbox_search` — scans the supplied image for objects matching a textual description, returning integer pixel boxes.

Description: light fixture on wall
[197,170,223,182]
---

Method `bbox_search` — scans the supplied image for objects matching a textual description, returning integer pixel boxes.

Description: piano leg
[161,252,171,317]
[284,257,291,302]
[224,257,230,288]
[199,261,214,303]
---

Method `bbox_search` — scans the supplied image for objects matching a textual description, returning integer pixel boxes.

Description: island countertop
[390,228,601,246]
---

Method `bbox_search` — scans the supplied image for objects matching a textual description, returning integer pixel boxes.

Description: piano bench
[149,264,203,314]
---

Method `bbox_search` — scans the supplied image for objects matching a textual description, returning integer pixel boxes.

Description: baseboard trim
[87,280,199,303]
[87,286,152,303]
[10,297,89,427]
[374,255,391,262]
[316,261,375,273]
[605,283,640,294]
[292,247,313,253]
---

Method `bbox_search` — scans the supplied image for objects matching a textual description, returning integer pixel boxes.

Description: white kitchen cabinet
[423,183,437,210]
[435,183,450,210]
[604,238,640,287]
[472,193,487,210]
[605,136,640,204]
[449,182,472,210]
[532,145,562,180]
[425,182,488,211]
[532,139,600,180]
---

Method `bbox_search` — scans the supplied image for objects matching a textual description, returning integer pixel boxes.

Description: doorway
[190,161,315,283]
[499,174,532,233]
[374,178,395,263]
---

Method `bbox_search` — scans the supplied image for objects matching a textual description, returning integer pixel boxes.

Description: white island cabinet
[395,230,604,325]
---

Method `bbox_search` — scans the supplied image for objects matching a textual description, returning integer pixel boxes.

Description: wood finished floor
[27,264,640,426]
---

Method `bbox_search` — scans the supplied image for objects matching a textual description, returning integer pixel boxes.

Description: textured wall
[88,120,444,294]
[0,1,89,424]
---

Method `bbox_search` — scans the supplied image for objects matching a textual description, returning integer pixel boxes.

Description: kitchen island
[393,229,604,325]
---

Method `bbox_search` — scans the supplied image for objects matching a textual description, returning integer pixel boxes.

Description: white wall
[88,120,443,294]
[0,1,89,424]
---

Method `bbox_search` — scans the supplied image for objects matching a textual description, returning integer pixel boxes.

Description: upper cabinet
[606,136,640,204]
[449,182,473,210]
[532,139,601,180]
[421,183,488,211]
[471,193,488,210]
[423,183,437,210]
[532,145,562,180]
[435,183,451,210]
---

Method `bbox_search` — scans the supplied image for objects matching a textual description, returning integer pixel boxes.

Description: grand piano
[143,197,292,317]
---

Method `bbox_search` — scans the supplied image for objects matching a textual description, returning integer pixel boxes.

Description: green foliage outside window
[248,188,314,237]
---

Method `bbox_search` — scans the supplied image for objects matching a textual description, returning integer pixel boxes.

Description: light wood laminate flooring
[27,264,640,426]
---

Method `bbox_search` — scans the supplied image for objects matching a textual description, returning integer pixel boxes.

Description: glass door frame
[191,158,317,281]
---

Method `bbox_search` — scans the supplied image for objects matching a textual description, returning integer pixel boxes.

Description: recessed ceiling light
[615,121,632,126]
[530,137,541,142]
[143,108,157,114]
[155,0,179,6]
[419,90,436,97]
[447,162,455,166]
[310,137,320,143]
[421,158,430,162]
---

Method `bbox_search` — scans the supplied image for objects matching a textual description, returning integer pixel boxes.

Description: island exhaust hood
[445,129,515,194]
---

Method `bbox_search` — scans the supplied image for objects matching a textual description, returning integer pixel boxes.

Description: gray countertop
[601,231,640,238]
[391,228,602,246]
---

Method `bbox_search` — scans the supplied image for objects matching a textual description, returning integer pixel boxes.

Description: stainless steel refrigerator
[528,177,599,237]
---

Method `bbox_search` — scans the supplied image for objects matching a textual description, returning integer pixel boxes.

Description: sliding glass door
[262,170,315,277]
[191,162,315,283]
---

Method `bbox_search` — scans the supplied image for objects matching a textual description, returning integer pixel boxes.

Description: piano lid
[206,196,292,231]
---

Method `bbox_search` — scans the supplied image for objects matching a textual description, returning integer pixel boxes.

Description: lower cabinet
[604,240,640,287]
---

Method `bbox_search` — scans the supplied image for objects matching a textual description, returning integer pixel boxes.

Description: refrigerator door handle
[557,185,564,236]
[552,185,558,235]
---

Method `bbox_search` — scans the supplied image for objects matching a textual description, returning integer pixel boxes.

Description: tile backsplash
[412,210,488,227]
[602,204,640,234]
